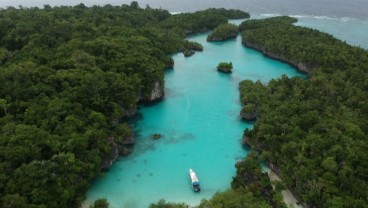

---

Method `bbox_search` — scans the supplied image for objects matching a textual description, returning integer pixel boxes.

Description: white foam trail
[170,11,182,15]
[259,13,282,17]
[256,13,353,22]
[289,14,352,22]
[340,17,351,22]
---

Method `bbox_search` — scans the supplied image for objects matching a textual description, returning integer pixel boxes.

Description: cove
[85,31,305,208]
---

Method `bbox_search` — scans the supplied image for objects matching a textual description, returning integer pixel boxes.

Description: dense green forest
[207,23,239,41]
[217,61,233,73]
[0,3,249,207]
[160,8,248,36]
[239,17,368,207]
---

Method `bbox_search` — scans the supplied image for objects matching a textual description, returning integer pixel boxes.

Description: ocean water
[83,31,305,207]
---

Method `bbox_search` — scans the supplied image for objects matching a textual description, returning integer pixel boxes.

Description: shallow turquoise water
[84,32,304,207]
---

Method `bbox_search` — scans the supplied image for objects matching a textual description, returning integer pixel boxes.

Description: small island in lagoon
[182,40,203,57]
[183,49,195,57]
[207,23,239,42]
[152,133,162,140]
[217,62,233,73]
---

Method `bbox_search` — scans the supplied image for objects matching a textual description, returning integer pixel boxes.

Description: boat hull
[189,169,200,192]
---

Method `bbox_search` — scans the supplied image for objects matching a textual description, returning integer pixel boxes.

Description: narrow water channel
[85,30,305,208]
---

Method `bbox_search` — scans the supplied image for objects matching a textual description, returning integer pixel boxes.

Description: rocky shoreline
[217,66,232,73]
[142,81,164,103]
[243,40,314,74]
[207,32,238,42]
[240,35,317,208]
[240,110,256,120]
[101,137,119,170]
[102,80,164,170]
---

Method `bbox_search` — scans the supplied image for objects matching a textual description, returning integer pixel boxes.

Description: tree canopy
[207,23,239,41]
[0,3,247,208]
[217,62,233,73]
[239,17,368,207]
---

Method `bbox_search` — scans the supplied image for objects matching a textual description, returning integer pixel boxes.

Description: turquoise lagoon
[85,31,304,208]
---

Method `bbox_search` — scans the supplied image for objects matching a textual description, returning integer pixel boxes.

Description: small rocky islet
[217,62,233,73]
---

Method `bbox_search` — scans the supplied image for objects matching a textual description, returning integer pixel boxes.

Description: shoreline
[242,40,312,74]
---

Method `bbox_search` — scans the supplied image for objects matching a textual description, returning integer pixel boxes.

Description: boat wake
[256,13,353,22]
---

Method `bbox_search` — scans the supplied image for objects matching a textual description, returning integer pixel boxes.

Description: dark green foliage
[241,16,368,72]
[203,8,250,19]
[183,40,203,51]
[149,199,189,208]
[182,41,202,57]
[239,80,267,106]
[0,4,246,208]
[90,198,109,208]
[239,17,368,207]
[150,189,281,208]
[207,23,238,41]
[183,50,195,57]
[198,189,273,208]
[239,80,267,120]
[232,153,287,208]
[160,8,249,36]
[217,62,233,73]
[239,16,297,32]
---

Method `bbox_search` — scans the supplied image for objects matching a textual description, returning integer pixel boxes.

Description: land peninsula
[239,16,368,208]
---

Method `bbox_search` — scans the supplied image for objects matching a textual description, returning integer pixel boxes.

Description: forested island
[207,23,239,41]
[217,62,233,73]
[183,40,203,57]
[240,17,368,207]
[0,3,250,208]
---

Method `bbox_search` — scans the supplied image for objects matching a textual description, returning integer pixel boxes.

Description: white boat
[189,169,200,192]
